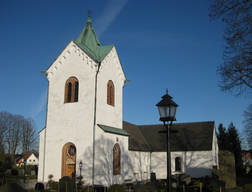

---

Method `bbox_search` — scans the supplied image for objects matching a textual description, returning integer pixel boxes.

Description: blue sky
[0,0,250,145]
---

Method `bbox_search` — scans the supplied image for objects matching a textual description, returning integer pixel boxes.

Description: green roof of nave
[74,17,114,63]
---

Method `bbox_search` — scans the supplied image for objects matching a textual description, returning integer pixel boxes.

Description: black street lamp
[156,89,178,192]
[79,161,83,188]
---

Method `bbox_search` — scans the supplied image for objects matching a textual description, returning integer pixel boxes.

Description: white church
[38,15,219,186]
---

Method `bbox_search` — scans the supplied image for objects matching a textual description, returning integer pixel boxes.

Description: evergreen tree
[217,123,228,150]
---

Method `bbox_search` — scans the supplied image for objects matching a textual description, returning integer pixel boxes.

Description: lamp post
[79,161,83,188]
[23,154,26,183]
[156,89,178,192]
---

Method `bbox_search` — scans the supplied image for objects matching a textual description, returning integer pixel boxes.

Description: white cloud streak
[109,30,215,48]
[30,89,47,119]
[29,0,128,118]
[94,0,129,38]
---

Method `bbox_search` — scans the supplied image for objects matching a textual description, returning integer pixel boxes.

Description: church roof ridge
[137,121,215,127]
[75,16,114,63]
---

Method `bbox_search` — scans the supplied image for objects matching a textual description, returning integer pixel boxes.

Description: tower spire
[74,10,114,63]
[87,9,92,17]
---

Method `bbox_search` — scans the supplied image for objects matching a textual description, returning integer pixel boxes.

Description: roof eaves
[128,149,152,152]
[98,44,114,62]
[46,40,73,72]
[38,127,46,134]
[73,40,99,62]
[98,124,130,137]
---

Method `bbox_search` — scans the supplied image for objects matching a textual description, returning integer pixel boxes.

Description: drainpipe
[92,62,101,186]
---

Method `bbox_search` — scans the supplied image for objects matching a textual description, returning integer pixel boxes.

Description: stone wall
[217,150,236,189]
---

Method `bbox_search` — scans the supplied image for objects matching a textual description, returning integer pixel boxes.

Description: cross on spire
[87,9,92,17]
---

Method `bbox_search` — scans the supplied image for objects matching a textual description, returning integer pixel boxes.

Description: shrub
[156,180,165,190]
[83,186,94,192]
[202,184,215,192]
[244,184,252,192]
[26,174,37,179]
[0,166,5,173]
[213,188,227,192]
[51,181,59,190]
[11,169,18,175]
[108,184,126,192]
[47,179,55,188]
[158,187,178,192]
[25,168,31,174]
[26,165,36,171]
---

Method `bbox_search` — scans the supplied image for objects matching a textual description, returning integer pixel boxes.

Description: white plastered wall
[129,151,151,182]
[38,129,45,181]
[96,47,125,129]
[151,151,215,179]
[38,42,127,184]
[38,41,97,182]
[26,154,39,165]
[212,124,219,170]
[91,128,131,186]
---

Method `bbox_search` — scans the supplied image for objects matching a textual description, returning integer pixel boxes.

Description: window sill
[172,171,183,174]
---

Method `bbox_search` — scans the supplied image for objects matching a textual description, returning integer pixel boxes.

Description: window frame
[64,77,79,103]
[175,157,182,172]
[113,143,120,175]
[107,80,115,106]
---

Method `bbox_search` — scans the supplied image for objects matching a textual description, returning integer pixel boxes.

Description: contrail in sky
[94,0,129,38]
[30,0,129,119]
[31,89,47,119]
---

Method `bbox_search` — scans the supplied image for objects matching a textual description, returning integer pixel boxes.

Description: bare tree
[208,0,252,97]
[243,103,252,149]
[0,111,39,156]
[0,111,12,148]
[5,114,23,155]
[22,118,39,153]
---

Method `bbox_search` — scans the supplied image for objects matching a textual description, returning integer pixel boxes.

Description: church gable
[45,41,98,81]
[100,47,126,87]
[95,47,125,128]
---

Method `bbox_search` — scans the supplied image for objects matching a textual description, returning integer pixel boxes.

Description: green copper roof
[74,17,114,63]
[98,124,130,136]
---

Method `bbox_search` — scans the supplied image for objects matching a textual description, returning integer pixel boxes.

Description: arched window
[107,80,114,106]
[67,83,72,102]
[74,82,79,102]
[64,77,79,103]
[175,157,181,171]
[113,143,120,175]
